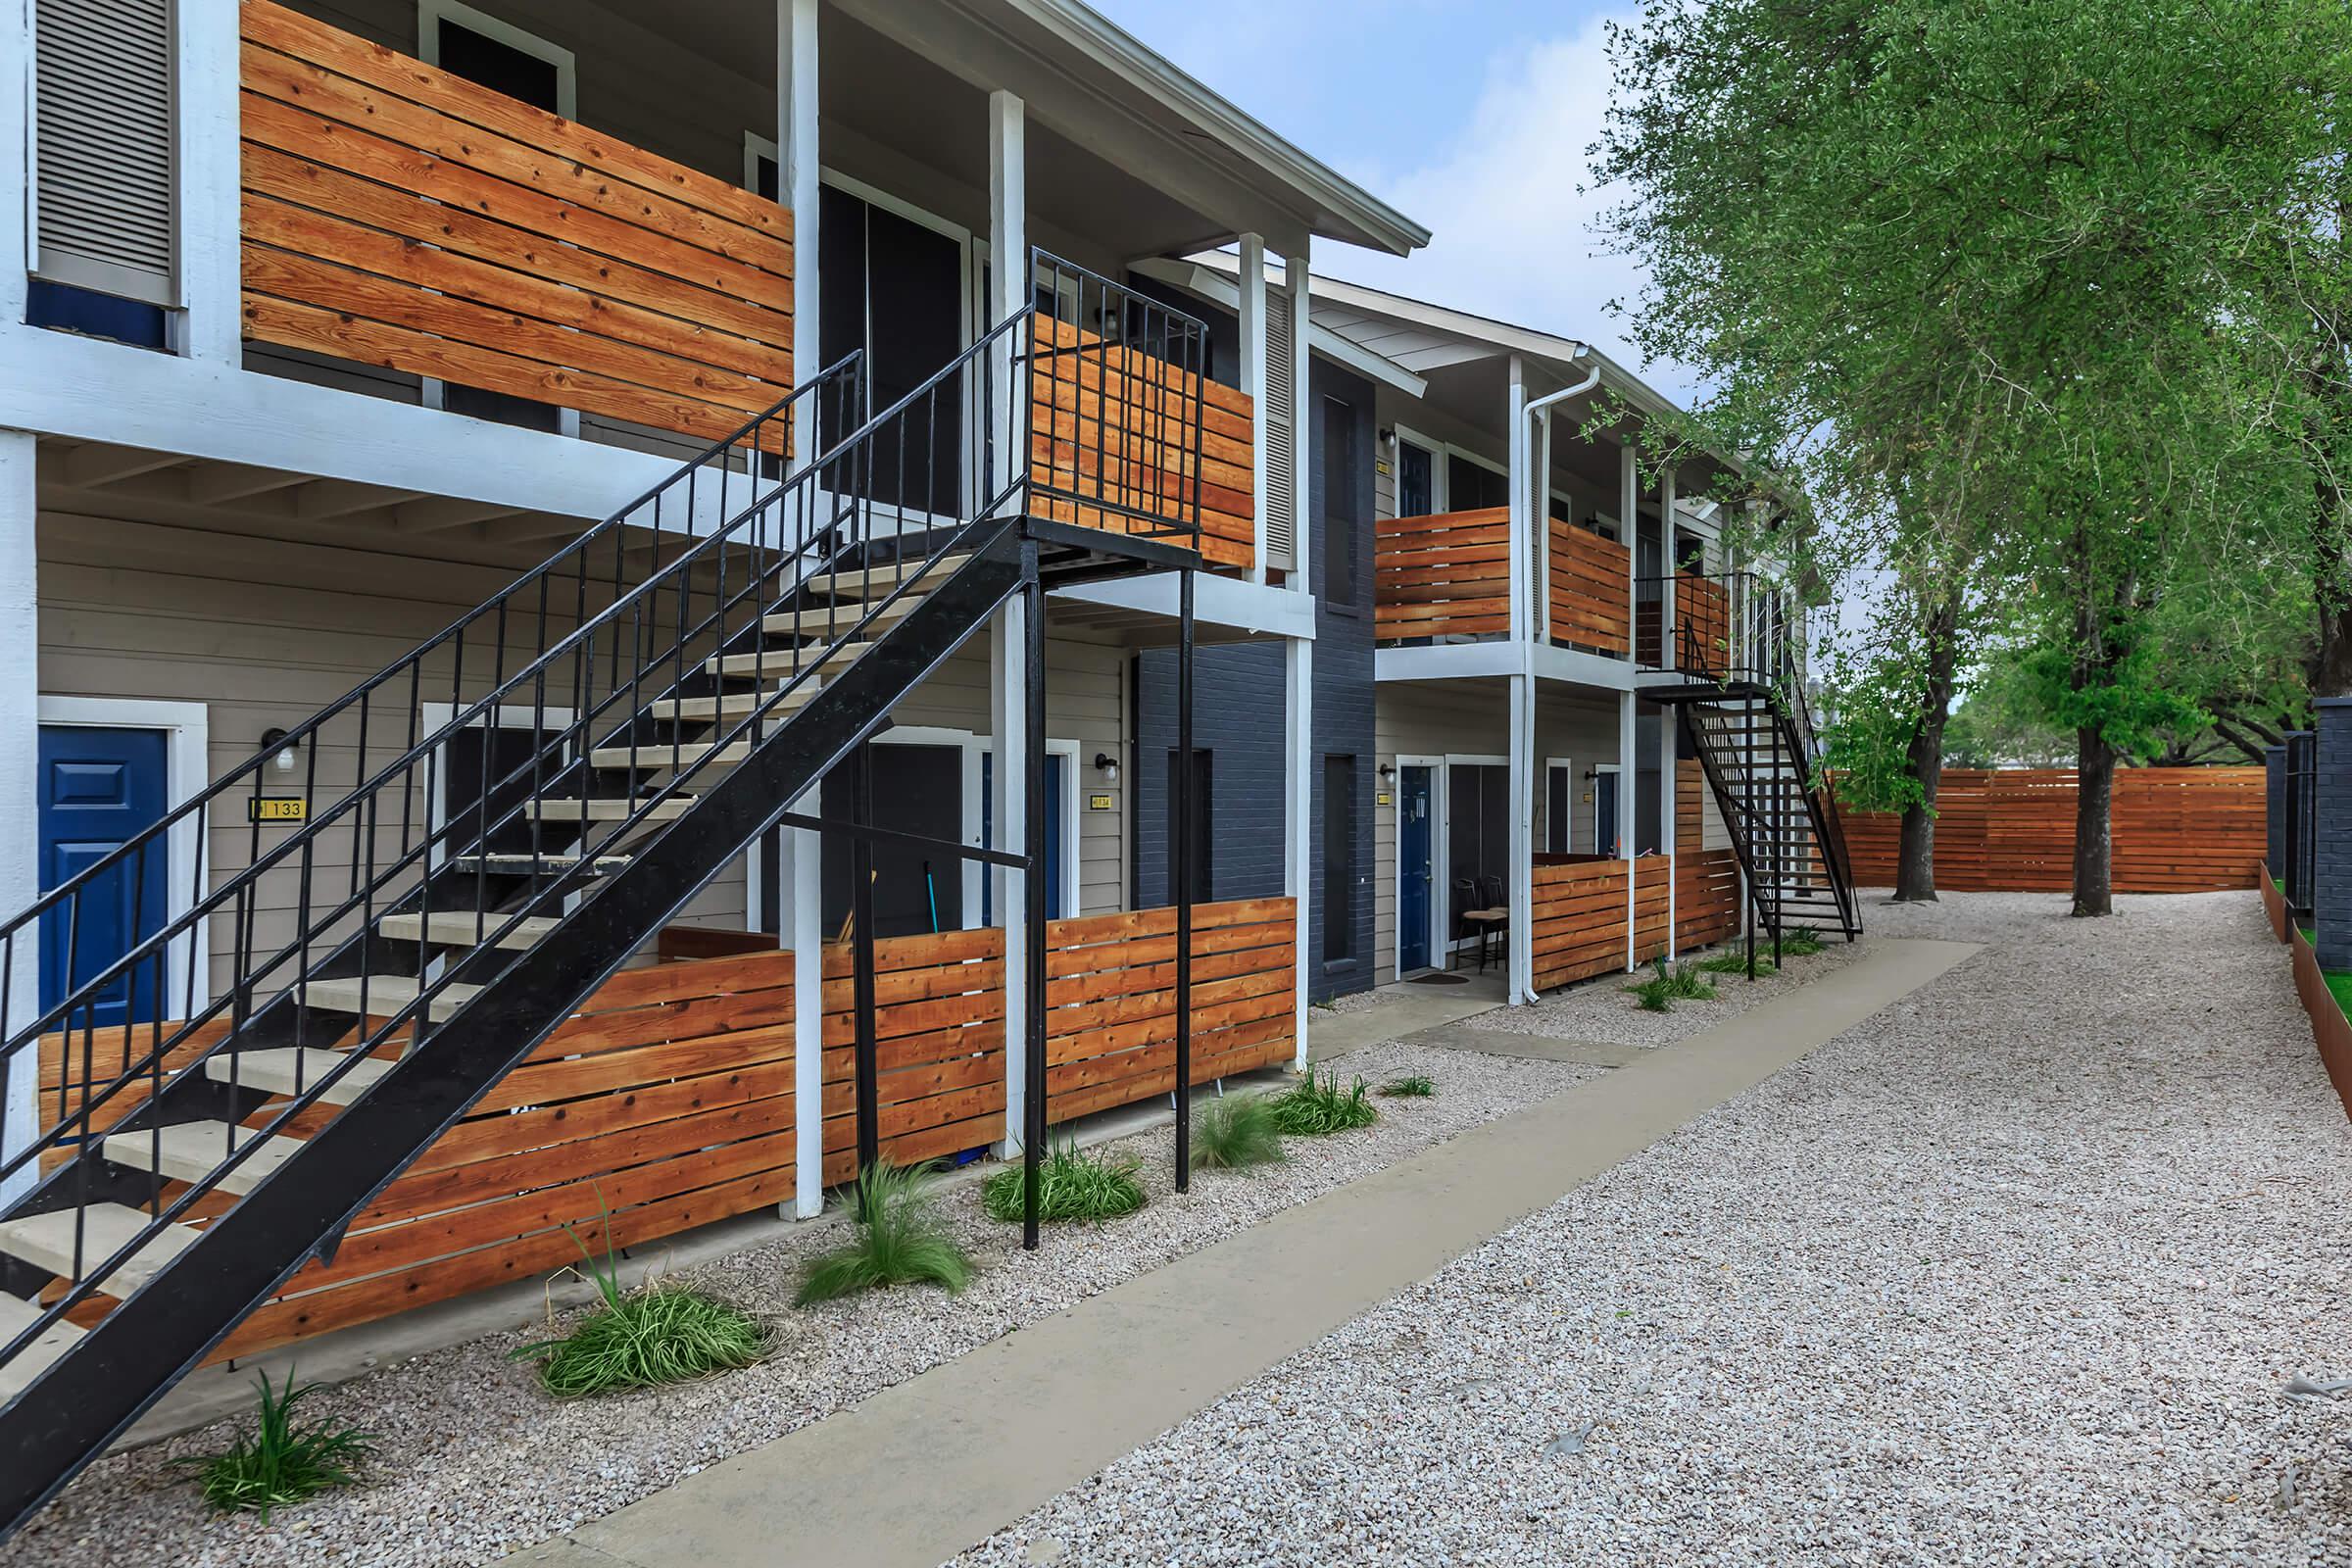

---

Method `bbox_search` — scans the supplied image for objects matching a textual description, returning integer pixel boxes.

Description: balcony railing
[1547,519,1632,657]
[239,0,795,448]
[1375,507,1511,643]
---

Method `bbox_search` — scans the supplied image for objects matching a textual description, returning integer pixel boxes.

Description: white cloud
[1319,12,1697,405]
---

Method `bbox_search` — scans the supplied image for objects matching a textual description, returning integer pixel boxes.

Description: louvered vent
[35,0,177,307]
[1261,289,1297,570]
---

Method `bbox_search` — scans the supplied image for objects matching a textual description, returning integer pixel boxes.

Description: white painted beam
[175,0,241,364]
[1505,355,1527,645]
[1619,688,1637,972]
[1286,247,1311,590]
[989,89,1026,508]
[782,0,821,471]
[991,598,1031,1152]
[1506,670,1535,1005]
[789,798,823,1218]
[0,0,28,330]
[60,444,185,490]
[1238,233,1267,585]
[0,431,35,1202]
[1284,636,1312,1064]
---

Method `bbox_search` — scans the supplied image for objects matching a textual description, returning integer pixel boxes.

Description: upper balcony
[1374,506,1634,660]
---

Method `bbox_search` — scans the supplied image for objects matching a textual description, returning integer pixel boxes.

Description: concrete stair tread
[806,553,968,598]
[527,796,694,823]
[589,738,751,772]
[204,1047,393,1105]
[0,1293,83,1399]
[760,593,924,637]
[378,910,559,950]
[449,852,631,876]
[0,1202,200,1296]
[299,974,482,1022]
[100,1121,307,1197]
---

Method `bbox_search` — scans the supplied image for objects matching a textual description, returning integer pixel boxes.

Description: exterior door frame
[1391,753,1443,978]
[1544,755,1575,856]
[36,696,211,1018]
[1442,751,1506,963]
[1592,761,1623,858]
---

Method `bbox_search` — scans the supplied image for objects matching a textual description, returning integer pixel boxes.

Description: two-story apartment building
[0,0,1447,1527]
[1134,260,1860,1006]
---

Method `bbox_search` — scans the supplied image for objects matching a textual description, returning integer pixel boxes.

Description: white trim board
[36,696,212,1019]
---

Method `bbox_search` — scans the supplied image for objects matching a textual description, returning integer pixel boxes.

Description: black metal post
[1174,565,1195,1190]
[1745,695,1757,981]
[1022,544,1049,1250]
[851,740,880,1181]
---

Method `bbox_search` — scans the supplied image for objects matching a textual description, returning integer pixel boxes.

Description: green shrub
[982,1141,1146,1225]
[1695,951,1775,978]
[1267,1066,1380,1136]
[1625,958,1717,1012]
[797,1161,972,1305]
[173,1368,372,1519]
[1190,1095,1287,1170]
[1377,1073,1436,1099]
[512,1216,766,1396]
[1777,926,1826,956]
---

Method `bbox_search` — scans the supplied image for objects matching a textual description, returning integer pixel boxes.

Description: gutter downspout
[1509,348,1601,1005]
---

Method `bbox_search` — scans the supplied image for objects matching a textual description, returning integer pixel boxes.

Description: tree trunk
[1890,591,1961,903]
[2073,724,2116,916]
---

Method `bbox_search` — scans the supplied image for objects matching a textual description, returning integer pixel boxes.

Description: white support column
[1,0,28,330]
[1504,356,1528,644]
[1658,464,1678,958]
[988,90,1027,509]
[174,0,240,364]
[787,801,823,1217]
[991,600,1031,1150]
[0,432,36,1202]
[1239,233,1268,583]
[1534,407,1553,644]
[1620,442,1639,662]
[782,0,821,467]
[1507,672,1536,1004]
[1619,689,1637,973]
[1284,636,1312,1064]
[1286,247,1311,578]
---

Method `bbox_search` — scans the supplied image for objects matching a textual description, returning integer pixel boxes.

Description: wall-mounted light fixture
[1377,762,1396,785]
[1377,426,1396,452]
[261,727,301,776]
[1092,751,1119,785]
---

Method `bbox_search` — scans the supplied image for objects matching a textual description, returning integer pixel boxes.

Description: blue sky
[1089,0,1690,401]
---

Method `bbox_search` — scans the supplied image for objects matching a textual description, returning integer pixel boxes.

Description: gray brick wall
[2317,703,2352,969]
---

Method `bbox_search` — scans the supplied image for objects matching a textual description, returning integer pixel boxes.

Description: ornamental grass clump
[1625,958,1717,1012]
[173,1368,372,1519]
[512,1216,766,1396]
[982,1140,1147,1225]
[1189,1095,1287,1170]
[796,1160,972,1305]
[1695,951,1776,978]
[1267,1066,1379,1136]
[1377,1073,1436,1099]
[1777,926,1826,956]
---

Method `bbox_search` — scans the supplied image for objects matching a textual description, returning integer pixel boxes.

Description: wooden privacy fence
[1376,508,1510,643]
[1028,318,1256,571]
[1830,767,2264,893]
[1548,521,1632,657]
[36,901,1294,1359]
[1636,572,1732,669]
[239,0,795,448]
[1529,856,1683,992]
[1676,762,1740,949]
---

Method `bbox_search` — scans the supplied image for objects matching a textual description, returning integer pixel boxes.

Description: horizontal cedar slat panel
[1377,508,1512,646]
[237,0,792,449]
[1550,520,1632,657]
[1828,767,2263,893]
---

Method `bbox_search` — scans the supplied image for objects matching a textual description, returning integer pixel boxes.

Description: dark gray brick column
[2267,744,2288,877]
[2316,702,2352,969]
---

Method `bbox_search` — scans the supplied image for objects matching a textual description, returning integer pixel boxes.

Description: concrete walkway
[510,938,1977,1568]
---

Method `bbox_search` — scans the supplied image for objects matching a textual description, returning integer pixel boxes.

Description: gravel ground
[1314,986,1397,1017]
[955,891,2352,1567]
[1468,928,1871,1048]
[5,1040,1598,1568]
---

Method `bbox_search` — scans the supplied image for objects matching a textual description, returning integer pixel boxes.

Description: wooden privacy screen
[1029,318,1256,571]
[1045,898,1298,1123]
[1636,571,1732,668]
[1549,521,1632,656]
[1831,767,2264,893]
[36,904,1295,1358]
[238,0,794,448]
[1529,852,1725,993]
[1376,508,1511,643]
[1676,760,1740,948]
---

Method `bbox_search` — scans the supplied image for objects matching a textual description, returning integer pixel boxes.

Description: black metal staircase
[1642,573,1862,946]
[0,254,1216,1538]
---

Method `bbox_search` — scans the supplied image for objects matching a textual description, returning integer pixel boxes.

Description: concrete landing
[507,938,1979,1568]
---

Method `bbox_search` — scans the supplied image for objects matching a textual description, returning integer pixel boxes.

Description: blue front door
[38,726,171,1028]
[1398,765,1433,972]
